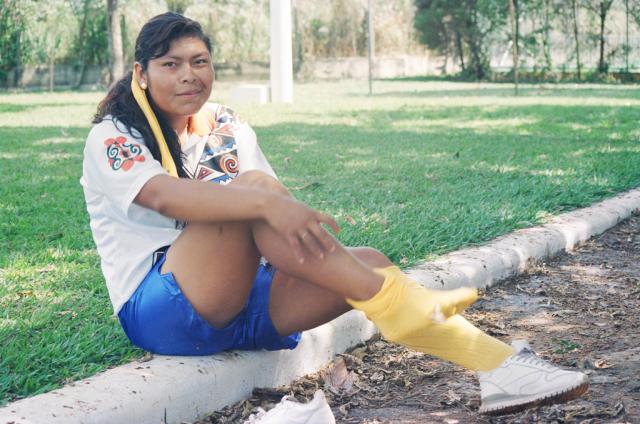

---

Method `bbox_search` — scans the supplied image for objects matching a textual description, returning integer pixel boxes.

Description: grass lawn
[2,80,640,405]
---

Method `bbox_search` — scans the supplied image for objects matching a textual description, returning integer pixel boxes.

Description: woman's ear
[133,62,147,90]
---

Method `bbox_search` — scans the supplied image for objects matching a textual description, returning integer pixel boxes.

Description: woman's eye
[195,58,209,65]
[162,62,176,68]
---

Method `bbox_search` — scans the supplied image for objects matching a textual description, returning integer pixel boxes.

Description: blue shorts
[118,253,301,356]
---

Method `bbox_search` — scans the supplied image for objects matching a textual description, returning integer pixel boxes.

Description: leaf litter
[201,214,640,423]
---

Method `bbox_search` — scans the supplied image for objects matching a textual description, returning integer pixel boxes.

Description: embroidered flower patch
[104,136,146,171]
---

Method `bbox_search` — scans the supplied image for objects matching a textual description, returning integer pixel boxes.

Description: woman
[81,12,588,416]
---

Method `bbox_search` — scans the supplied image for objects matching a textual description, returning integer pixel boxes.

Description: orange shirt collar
[187,107,216,137]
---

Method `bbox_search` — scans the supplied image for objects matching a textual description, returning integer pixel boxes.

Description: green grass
[2,81,640,404]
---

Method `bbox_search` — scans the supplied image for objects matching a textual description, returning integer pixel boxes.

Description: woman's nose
[180,65,197,83]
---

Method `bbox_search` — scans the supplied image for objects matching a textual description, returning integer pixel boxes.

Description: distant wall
[4,65,109,89]
[299,55,439,80]
[1,55,437,89]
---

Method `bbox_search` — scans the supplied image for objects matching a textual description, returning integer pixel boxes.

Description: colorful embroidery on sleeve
[104,136,146,171]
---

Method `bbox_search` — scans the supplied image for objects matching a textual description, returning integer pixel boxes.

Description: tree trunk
[14,27,23,88]
[442,49,449,74]
[293,3,303,74]
[514,0,520,54]
[597,1,614,74]
[455,30,465,72]
[542,0,553,71]
[352,15,357,56]
[74,0,90,89]
[468,8,486,80]
[625,0,629,72]
[107,0,124,85]
[626,0,630,72]
[48,55,55,92]
[469,37,485,79]
[571,0,581,80]
[441,26,450,75]
[508,0,519,95]
[599,4,606,73]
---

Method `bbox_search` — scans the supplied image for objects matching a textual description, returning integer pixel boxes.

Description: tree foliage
[414,0,507,79]
[2,0,640,86]
[70,0,109,67]
[0,0,25,84]
[415,0,637,79]
[0,0,109,87]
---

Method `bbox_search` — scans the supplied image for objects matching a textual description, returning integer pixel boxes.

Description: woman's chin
[176,100,207,116]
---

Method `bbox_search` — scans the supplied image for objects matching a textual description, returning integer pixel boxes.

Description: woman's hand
[263,194,340,264]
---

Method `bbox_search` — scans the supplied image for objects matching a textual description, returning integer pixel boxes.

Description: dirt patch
[202,215,640,423]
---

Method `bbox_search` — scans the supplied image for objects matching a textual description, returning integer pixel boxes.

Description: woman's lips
[177,89,202,97]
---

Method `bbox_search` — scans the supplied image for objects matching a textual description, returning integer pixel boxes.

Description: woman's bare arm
[134,174,340,261]
[135,174,271,223]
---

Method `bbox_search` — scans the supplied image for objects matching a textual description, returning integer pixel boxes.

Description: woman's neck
[170,116,190,144]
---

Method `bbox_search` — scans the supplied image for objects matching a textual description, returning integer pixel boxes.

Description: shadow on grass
[0,102,94,114]
[352,84,640,100]
[351,86,640,99]
[0,104,31,113]
[338,102,640,134]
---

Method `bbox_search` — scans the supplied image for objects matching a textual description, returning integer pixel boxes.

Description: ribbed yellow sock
[347,266,513,371]
[347,266,478,341]
[400,315,514,371]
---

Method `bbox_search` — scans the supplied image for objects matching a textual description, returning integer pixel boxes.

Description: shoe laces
[513,348,557,371]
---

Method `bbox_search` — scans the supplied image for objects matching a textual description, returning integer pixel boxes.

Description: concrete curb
[2,188,640,424]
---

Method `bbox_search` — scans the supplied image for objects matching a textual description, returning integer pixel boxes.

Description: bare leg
[242,173,385,302]
[162,171,384,328]
[268,247,394,335]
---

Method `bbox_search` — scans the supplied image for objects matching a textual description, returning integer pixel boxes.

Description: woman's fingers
[273,199,341,263]
[288,233,306,264]
[318,213,340,235]
[299,229,325,260]
[298,214,340,260]
[309,220,336,253]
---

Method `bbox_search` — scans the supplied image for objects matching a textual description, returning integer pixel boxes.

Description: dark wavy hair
[93,12,212,178]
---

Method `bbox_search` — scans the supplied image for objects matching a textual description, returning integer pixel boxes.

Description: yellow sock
[400,315,514,371]
[347,266,478,341]
[346,266,513,371]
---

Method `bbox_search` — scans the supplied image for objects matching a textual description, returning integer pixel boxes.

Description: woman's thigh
[161,220,260,328]
[160,171,281,328]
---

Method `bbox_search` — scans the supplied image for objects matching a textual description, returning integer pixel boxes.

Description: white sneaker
[244,390,336,424]
[478,340,589,415]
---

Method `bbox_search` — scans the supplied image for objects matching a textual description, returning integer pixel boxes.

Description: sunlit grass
[2,80,640,404]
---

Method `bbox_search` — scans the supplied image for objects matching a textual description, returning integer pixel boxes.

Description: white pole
[270,0,294,103]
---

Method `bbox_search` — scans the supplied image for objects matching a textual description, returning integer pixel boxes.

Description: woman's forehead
[160,36,209,58]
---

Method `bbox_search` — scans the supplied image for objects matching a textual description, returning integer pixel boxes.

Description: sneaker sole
[479,379,589,416]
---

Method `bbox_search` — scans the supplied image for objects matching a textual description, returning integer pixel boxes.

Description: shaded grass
[2,81,640,404]
[0,124,142,403]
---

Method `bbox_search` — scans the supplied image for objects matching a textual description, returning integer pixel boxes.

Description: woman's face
[140,36,214,126]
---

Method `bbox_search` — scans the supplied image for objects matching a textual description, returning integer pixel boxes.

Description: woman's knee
[348,246,393,268]
[231,170,290,196]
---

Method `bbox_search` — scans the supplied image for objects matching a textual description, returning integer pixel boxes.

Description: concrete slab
[229,84,270,104]
[2,188,639,424]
